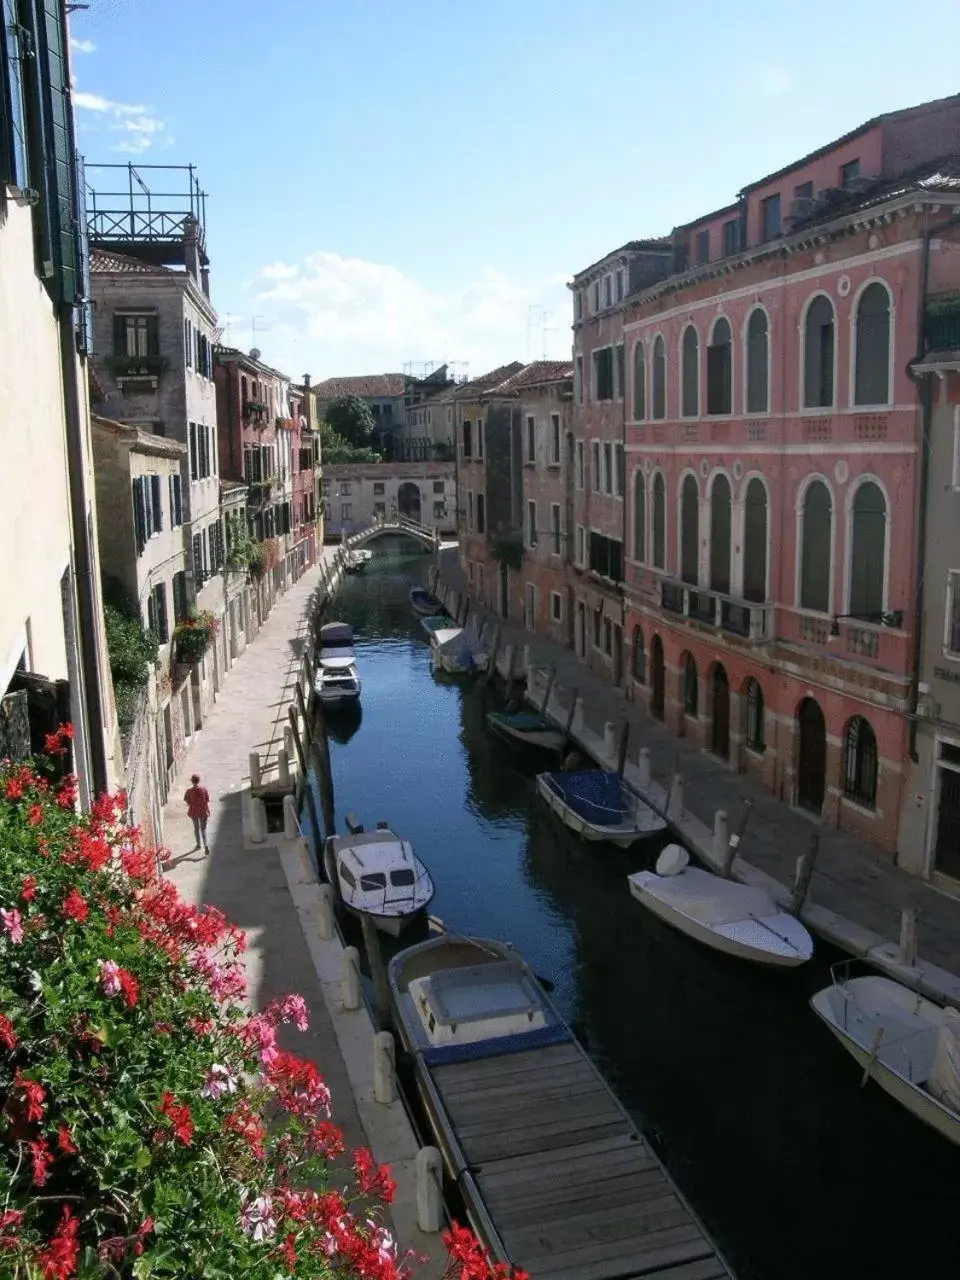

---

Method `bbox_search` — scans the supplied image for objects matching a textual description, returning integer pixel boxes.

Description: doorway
[498,560,509,620]
[933,740,960,880]
[397,481,421,522]
[650,635,665,721]
[575,601,585,658]
[711,664,730,759]
[612,623,623,685]
[797,697,826,813]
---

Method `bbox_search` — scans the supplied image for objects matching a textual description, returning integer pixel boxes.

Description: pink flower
[239,1191,277,1243]
[1,908,23,944]
[201,1063,238,1101]
[99,959,121,996]
[263,993,309,1032]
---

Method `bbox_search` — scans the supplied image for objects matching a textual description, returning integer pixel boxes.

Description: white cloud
[239,252,571,378]
[73,89,169,154]
[70,36,97,54]
[757,66,791,97]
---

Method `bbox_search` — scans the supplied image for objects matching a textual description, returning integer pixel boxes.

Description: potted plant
[172,609,219,666]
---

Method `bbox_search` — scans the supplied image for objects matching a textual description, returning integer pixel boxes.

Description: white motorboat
[313,621,361,704]
[628,845,813,967]
[323,821,434,936]
[536,769,666,847]
[344,549,373,574]
[811,972,960,1147]
[429,625,489,675]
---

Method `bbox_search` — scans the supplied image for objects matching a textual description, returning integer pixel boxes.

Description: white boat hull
[536,773,662,848]
[628,871,812,967]
[317,686,361,705]
[811,978,960,1148]
[343,902,419,937]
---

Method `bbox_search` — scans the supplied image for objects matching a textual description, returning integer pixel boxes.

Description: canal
[310,539,958,1280]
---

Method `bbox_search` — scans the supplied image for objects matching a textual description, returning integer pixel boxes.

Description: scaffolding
[402,359,470,384]
[84,162,208,268]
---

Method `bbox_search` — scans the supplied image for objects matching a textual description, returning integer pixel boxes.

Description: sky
[71,0,960,383]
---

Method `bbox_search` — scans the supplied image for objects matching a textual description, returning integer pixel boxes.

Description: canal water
[310,539,958,1280]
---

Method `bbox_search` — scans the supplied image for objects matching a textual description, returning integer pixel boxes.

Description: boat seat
[649,867,778,926]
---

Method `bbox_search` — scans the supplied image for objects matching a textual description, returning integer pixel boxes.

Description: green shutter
[113,314,126,356]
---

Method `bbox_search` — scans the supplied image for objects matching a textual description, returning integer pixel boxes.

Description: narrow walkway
[437,551,960,991]
[159,554,371,1156]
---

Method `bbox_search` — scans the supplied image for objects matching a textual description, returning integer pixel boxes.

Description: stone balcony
[656,574,773,643]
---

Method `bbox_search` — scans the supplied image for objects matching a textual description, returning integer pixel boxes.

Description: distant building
[313,373,408,447]
[321,463,457,538]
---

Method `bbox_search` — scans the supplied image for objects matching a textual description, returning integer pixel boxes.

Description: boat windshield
[360,873,387,891]
[390,869,415,887]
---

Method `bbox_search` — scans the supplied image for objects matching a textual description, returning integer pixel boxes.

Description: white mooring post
[373,1031,396,1104]
[249,796,266,845]
[899,906,919,968]
[248,750,262,790]
[277,747,291,787]
[341,947,361,1010]
[667,773,684,819]
[283,725,295,762]
[316,883,335,940]
[282,793,298,839]
[712,810,728,867]
[415,1146,444,1233]
[637,747,652,788]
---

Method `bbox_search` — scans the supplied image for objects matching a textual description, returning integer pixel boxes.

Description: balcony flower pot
[172,610,219,666]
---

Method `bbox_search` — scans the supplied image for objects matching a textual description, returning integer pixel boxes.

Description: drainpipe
[620,320,628,687]
[59,313,108,798]
[906,208,960,762]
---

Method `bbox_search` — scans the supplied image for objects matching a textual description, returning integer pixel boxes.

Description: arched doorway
[650,635,665,721]
[397,481,421,521]
[498,561,509,620]
[797,697,826,813]
[711,664,730,759]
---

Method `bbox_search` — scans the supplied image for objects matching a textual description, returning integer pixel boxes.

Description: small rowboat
[486,709,566,754]
[536,769,666,847]
[410,586,447,617]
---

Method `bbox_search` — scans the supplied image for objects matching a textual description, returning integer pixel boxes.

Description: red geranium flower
[36,1204,79,1278]
[0,1014,16,1051]
[62,888,89,924]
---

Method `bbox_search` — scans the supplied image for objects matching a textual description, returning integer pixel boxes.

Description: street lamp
[829,610,903,638]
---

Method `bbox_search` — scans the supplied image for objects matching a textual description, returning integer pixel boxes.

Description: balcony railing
[925,303,960,352]
[656,575,773,642]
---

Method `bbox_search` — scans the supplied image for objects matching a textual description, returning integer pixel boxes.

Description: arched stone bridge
[342,514,442,550]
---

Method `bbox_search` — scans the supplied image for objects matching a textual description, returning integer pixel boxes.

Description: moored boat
[343,549,373,574]
[410,586,446,617]
[486,708,566,755]
[536,768,666,847]
[430,626,489,674]
[811,971,960,1147]
[323,821,434,936]
[628,844,813,967]
[313,621,361,704]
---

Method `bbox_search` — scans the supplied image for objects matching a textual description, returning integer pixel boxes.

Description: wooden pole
[302,774,322,852]
[295,681,311,734]
[562,687,579,750]
[616,721,630,778]
[720,799,753,878]
[360,912,393,1030]
[485,625,502,685]
[287,707,306,777]
[790,831,821,915]
[540,666,557,715]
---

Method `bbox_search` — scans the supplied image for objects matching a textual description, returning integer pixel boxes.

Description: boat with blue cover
[536,768,667,847]
[486,708,566,754]
[410,585,447,617]
[388,932,732,1278]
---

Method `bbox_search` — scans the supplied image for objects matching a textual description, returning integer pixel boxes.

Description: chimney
[183,215,200,283]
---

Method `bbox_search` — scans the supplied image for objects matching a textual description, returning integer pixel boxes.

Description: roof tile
[313,374,406,399]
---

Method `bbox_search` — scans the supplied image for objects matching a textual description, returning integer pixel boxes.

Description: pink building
[571,92,960,855]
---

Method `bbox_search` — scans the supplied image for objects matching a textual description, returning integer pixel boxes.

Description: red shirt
[184,785,210,819]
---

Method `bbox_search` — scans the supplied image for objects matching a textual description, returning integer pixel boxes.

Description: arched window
[652,336,666,420]
[652,473,665,568]
[681,326,699,417]
[849,480,886,618]
[745,678,765,752]
[709,474,732,594]
[854,283,891,406]
[633,472,646,561]
[633,626,646,683]
[743,477,768,603]
[803,295,835,408]
[680,474,699,585]
[707,317,732,415]
[843,716,878,807]
[683,652,698,717]
[633,342,646,420]
[746,309,769,413]
[800,480,832,613]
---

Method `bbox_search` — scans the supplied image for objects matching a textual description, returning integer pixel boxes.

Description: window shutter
[192,533,203,583]
[175,475,182,524]
[158,586,168,643]
[147,592,155,636]
[132,478,146,553]
[184,318,192,367]
[146,315,160,356]
[113,314,126,356]
[151,474,163,532]
[189,423,197,480]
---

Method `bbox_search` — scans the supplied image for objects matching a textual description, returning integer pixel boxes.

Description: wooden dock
[429,1041,732,1279]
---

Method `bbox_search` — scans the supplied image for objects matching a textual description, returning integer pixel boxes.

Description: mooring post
[720,799,753,878]
[282,793,298,840]
[899,906,919,968]
[667,773,684,819]
[249,795,266,845]
[485,625,502,685]
[790,831,821,915]
[360,912,393,1030]
[341,947,361,1011]
[277,748,291,788]
[461,599,470,629]
[603,721,617,763]
[415,1147,444,1233]
[562,687,579,748]
[637,746,652,788]
[616,722,630,778]
[571,694,585,737]
[501,643,514,685]
[248,751,262,790]
[316,883,335,940]
[283,724,295,763]
[373,1031,396,1104]
[287,707,307,776]
[522,644,531,677]
[540,665,557,715]
[712,810,728,868]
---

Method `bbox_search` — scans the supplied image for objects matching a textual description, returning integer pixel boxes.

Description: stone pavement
[435,550,960,1000]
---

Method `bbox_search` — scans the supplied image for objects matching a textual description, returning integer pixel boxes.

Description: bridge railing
[342,513,441,549]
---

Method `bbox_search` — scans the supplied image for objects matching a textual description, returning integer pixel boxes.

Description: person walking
[184,774,211,853]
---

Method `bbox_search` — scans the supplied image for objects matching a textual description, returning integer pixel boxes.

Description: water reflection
[324,699,363,745]
[314,544,960,1280]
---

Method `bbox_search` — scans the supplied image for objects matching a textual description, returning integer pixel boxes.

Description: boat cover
[929,1008,960,1112]
[550,770,627,825]
[646,867,778,926]
[491,710,551,732]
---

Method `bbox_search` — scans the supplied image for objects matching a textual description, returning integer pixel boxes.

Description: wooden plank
[640,1259,730,1280]
[505,1202,694,1261]
[462,1115,629,1164]
[433,1045,584,1092]
[441,1066,602,1108]
[489,1179,678,1228]
[452,1087,626,1137]
[517,1223,711,1280]
[481,1148,659,1200]
[475,1133,642,1179]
